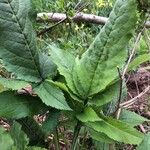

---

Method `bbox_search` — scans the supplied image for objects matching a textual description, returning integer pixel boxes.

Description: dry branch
[120,86,150,108]
[37,12,150,28]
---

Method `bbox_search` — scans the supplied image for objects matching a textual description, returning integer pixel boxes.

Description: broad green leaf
[10,122,28,150]
[0,0,42,82]
[0,77,30,90]
[18,117,47,147]
[39,53,57,79]
[128,54,150,71]
[120,109,149,127]
[86,115,144,144]
[49,45,79,95]
[90,130,115,143]
[89,81,119,107]
[76,107,101,122]
[34,81,72,110]
[136,133,150,150]
[0,127,14,150]
[0,91,47,119]
[73,0,138,97]
[77,107,144,144]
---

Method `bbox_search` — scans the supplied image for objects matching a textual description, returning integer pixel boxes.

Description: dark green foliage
[0,0,41,82]
[39,53,57,79]
[42,110,60,135]
[17,117,48,148]
[0,122,47,150]
[17,110,60,148]
[10,122,29,150]
[33,81,72,110]
[0,77,29,90]
[0,91,47,119]
[0,0,57,82]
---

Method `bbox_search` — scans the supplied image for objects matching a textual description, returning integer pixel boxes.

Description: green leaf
[73,0,138,97]
[119,109,149,127]
[136,35,149,55]
[34,81,72,110]
[0,0,42,82]
[103,81,127,115]
[0,91,47,119]
[18,111,62,148]
[10,122,28,150]
[93,141,110,150]
[128,54,150,71]
[18,117,47,148]
[86,115,144,144]
[89,81,119,107]
[76,107,101,122]
[136,133,150,150]
[0,127,14,150]
[49,45,79,95]
[90,130,115,143]
[42,110,60,135]
[49,80,82,102]
[0,77,30,90]
[77,107,144,144]
[39,53,57,79]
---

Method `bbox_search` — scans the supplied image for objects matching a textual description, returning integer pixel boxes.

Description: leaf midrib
[86,27,113,95]
[86,8,128,95]
[87,119,142,143]
[6,0,42,80]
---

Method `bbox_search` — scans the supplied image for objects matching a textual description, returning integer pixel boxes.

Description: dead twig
[139,124,146,133]
[120,86,150,108]
[37,12,150,28]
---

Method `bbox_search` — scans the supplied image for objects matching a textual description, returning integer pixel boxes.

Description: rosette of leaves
[0,0,149,149]
[49,0,148,149]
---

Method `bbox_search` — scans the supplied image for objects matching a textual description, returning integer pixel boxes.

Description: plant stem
[109,144,116,150]
[71,121,81,150]
[54,127,60,150]
[80,127,87,150]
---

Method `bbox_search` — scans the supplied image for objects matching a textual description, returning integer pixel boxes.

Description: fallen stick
[120,86,150,108]
[37,12,150,28]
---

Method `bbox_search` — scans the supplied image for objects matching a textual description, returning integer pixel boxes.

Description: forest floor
[121,65,150,150]
[126,66,150,126]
